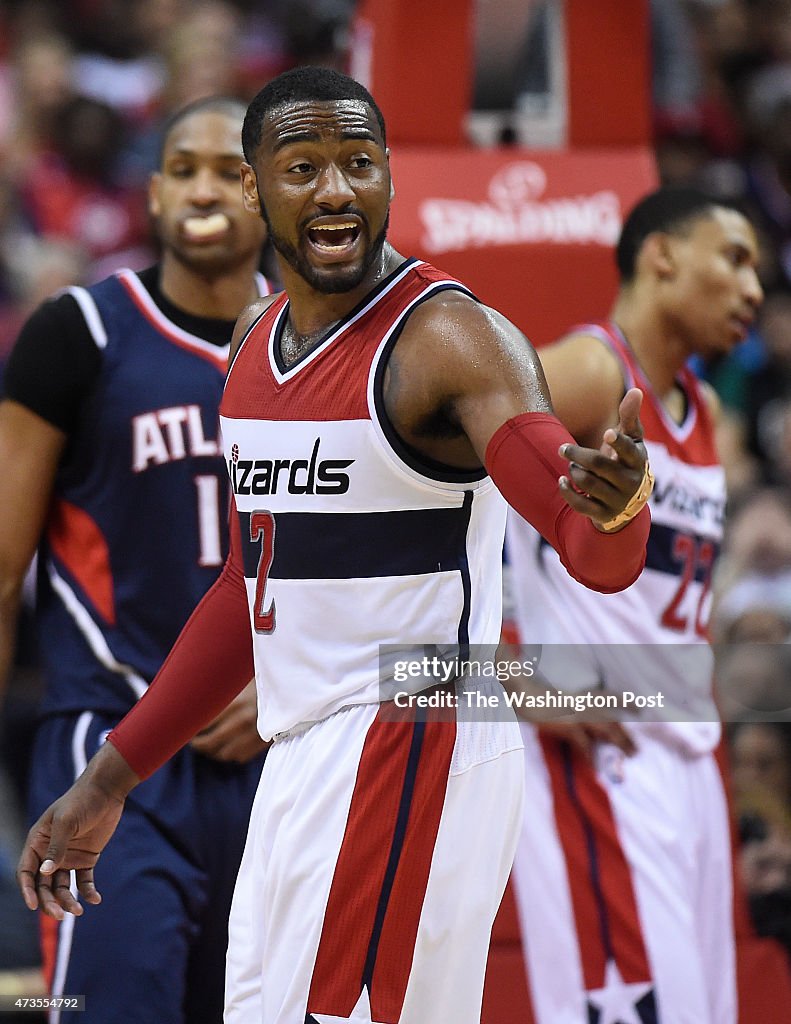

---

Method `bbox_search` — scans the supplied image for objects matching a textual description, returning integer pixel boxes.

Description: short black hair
[616,186,747,282]
[241,66,386,162]
[159,96,247,165]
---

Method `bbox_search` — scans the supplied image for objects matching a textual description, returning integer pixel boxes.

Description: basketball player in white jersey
[17,68,653,1024]
[505,187,763,1024]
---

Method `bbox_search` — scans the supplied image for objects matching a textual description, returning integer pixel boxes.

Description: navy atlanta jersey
[36,268,271,717]
[220,258,508,740]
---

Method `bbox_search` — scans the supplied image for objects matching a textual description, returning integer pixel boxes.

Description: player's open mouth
[183,213,231,242]
[307,221,361,258]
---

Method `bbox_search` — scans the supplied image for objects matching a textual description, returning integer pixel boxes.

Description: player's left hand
[538,720,637,761]
[190,680,269,762]
[557,387,651,530]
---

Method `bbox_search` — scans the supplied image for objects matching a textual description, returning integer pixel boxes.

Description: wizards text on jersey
[228,437,354,496]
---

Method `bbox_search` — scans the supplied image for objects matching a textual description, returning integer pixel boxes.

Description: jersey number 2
[250,511,276,633]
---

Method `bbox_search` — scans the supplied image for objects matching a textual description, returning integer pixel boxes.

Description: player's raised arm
[385,292,652,592]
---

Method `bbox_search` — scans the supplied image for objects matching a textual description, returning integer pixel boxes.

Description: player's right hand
[17,743,138,919]
[558,387,651,530]
[16,779,126,919]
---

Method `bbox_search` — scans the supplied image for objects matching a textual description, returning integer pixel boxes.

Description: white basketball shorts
[226,698,524,1024]
[511,723,736,1024]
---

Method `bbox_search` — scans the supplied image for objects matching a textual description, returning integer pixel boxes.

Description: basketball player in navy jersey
[505,188,765,1023]
[19,69,652,1024]
[0,97,272,1022]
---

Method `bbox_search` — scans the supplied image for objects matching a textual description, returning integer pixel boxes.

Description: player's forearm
[82,734,142,801]
[108,522,254,779]
[485,413,648,592]
[0,582,22,706]
[552,502,649,592]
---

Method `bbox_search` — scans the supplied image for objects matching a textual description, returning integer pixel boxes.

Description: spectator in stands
[731,722,791,808]
[0,32,75,184]
[738,786,791,961]
[715,486,791,592]
[19,94,151,277]
[121,1,246,186]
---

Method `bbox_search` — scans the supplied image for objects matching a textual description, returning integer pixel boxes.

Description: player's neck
[158,255,261,320]
[279,243,404,337]
[611,297,688,401]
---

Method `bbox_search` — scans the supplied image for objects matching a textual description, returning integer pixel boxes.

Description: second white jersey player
[509,319,725,754]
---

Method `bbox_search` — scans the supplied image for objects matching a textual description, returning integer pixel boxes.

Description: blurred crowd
[0,0,790,993]
[0,0,354,364]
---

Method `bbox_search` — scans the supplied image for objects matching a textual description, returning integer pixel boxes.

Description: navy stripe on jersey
[361,719,425,990]
[645,520,720,580]
[540,523,720,584]
[237,505,471,580]
[456,491,473,656]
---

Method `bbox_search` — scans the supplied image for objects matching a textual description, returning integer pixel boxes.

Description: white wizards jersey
[507,322,725,754]
[220,259,507,740]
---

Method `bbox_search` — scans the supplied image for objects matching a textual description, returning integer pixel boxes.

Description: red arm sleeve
[107,503,254,780]
[486,412,650,593]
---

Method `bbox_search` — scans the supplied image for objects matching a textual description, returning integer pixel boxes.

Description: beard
[259,199,389,294]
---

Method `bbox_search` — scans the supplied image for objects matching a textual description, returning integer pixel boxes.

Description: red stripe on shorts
[541,735,652,989]
[483,879,538,1024]
[307,706,456,1022]
[368,717,456,1022]
[39,914,58,991]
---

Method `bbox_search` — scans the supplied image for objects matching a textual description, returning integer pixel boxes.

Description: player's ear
[148,172,162,218]
[241,163,261,214]
[643,232,675,281]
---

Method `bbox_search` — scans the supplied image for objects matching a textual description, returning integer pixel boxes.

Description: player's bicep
[0,401,66,590]
[4,295,101,434]
[446,305,554,463]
